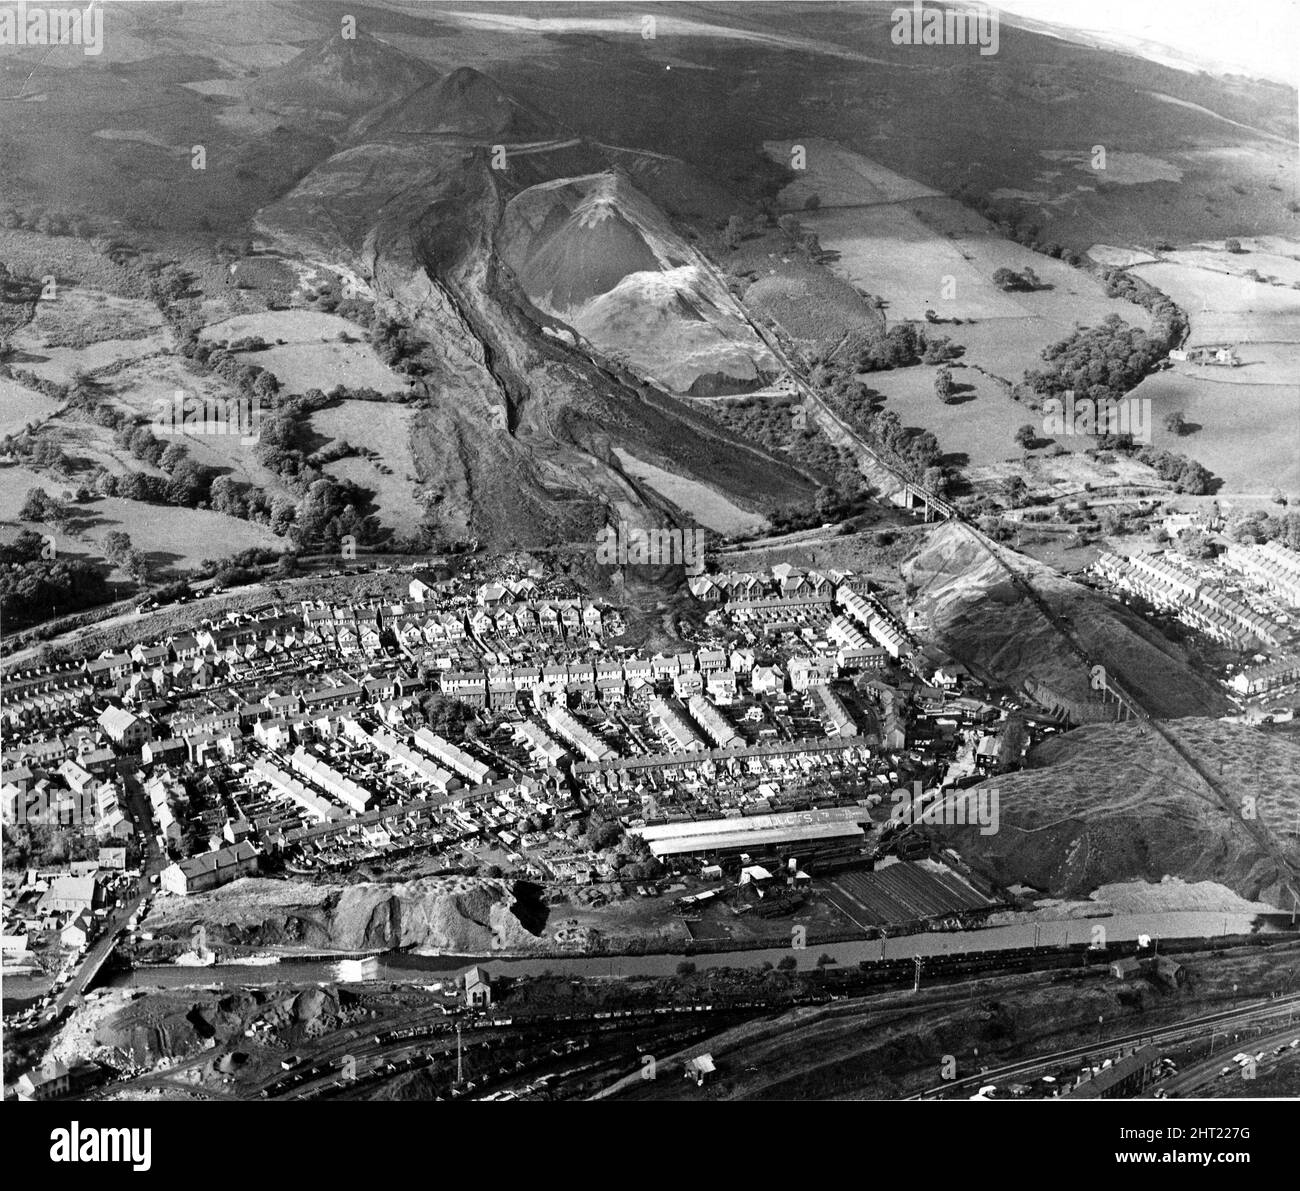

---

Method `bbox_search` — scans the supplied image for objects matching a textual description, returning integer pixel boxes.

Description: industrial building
[630,806,870,868]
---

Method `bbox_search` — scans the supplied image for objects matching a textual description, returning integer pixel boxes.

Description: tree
[1002,475,1028,507]
[19,487,51,522]
[804,193,821,211]
[933,368,955,402]
[125,550,151,583]
[722,214,744,250]
[1225,237,1243,254]
[777,955,797,971]
[159,441,189,473]
[102,533,131,564]
[1163,411,1188,437]
[1175,459,1213,495]
[1014,424,1038,450]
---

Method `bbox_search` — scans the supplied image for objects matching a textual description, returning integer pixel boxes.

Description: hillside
[257,134,815,553]
[942,720,1300,907]
[247,30,438,121]
[902,522,1232,719]
[352,66,554,143]
[500,172,776,393]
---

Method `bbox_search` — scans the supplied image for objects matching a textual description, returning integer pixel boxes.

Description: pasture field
[803,205,1026,322]
[764,138,941,209]
[1158,239,1300,288]
[199,309,411,394]
[31,417,167,482]
[1129,371,1300,494]
[1131,258,1300,364]
[858,365,1038,469]
[0,462,284,574]
[12,287,166,347]
[309,400,421,532]
[0,378,62,437]
[612,448,767,535]
[804,195,1147,338]
[6,287,172,385]
[8,332,173,387]
[1086,245,1158,267]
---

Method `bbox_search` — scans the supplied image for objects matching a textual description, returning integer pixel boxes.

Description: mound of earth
[500,171,776,393]
[939,719,1300,906]
[140,876,548,953]
[248,30,437,120]
[744,266,882,345]
[353,66,553,142]
[902,522,1231,719]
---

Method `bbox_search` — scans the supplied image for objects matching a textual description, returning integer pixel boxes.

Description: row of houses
[1223,541,1300,606]
[1093,552,1282,649]
[836,584,915,660]
[1229,655,1300,697]
[687,564,846,603]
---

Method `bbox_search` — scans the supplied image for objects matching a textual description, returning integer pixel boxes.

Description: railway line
[910,991,1300,1100]
[698,241,1300,909]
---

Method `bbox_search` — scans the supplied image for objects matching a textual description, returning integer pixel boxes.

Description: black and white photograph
[1,0,1298,1155]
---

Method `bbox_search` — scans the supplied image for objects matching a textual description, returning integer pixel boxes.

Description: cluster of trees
[949,184,1081,263]
[0,530,109,625]
[1229,509,1300,550]
[100,418,219,509]
[1098,270,1186,349]
[174,332,280,402]
[992,266,1044,292]
[0,206,96,238]
[370,317,433,375]
[1023,314,1170,404]
[827,384,945,481]
[252,395,379,549]
[1133,446,1215,495]
[823,323,961,373]
[418,693,478,740]
[0,264,48,307]
[196,545,283,589]
[18,486,75,530]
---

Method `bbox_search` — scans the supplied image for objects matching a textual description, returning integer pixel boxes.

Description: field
[612,448,768,535]
[764,138,941,209]
[6,287,173,387]
[1121,237,1300,492]
[858,365,1041,470]
[1132,245,1300,388]
[0,378,62,438]
[199,309,411,394]
[803,194,1149,339]
[309,400,422,532]
[1128,372,1300,494]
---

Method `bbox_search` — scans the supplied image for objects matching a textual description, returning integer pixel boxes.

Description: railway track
[698,240,1300,908]
[910,992,1300,1099]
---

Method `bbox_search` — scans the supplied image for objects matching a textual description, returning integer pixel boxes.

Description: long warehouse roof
[642,820,864,857]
